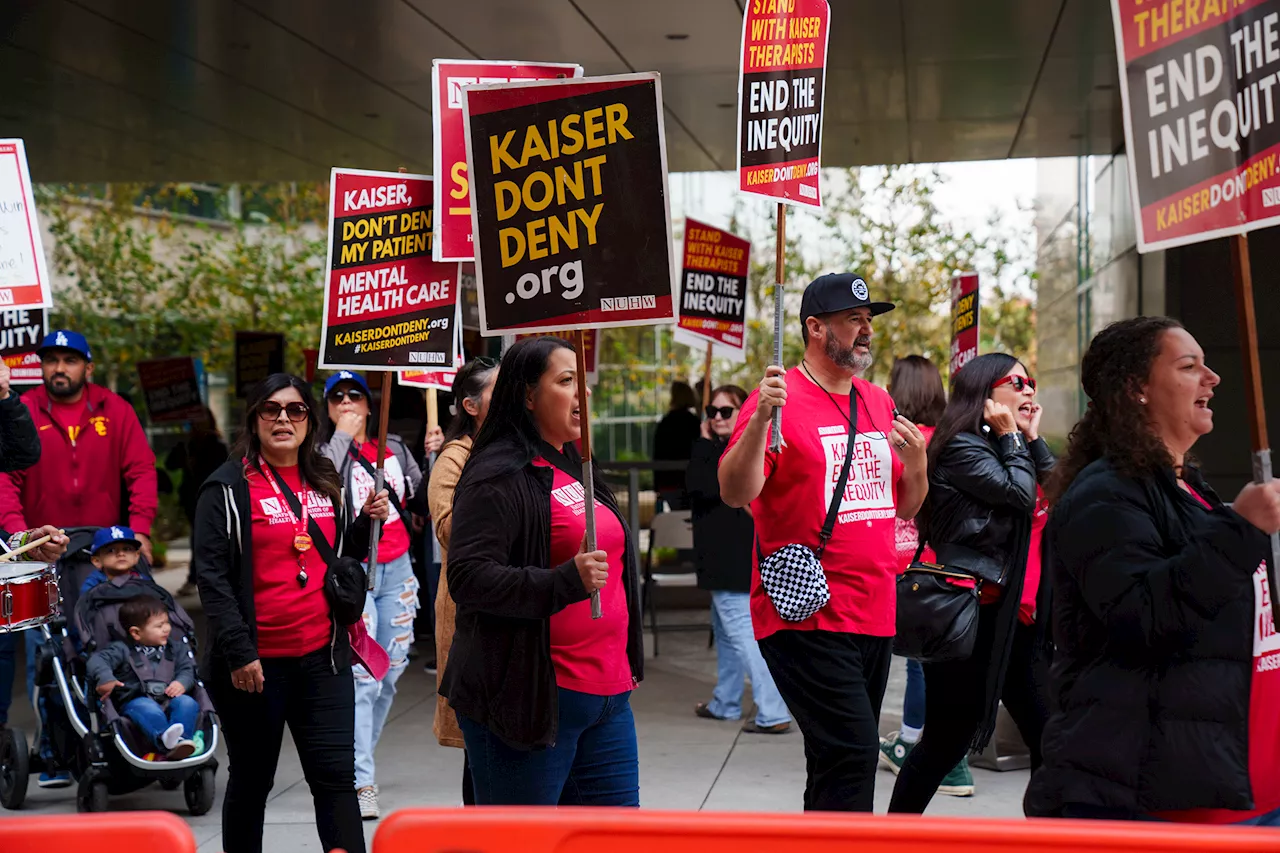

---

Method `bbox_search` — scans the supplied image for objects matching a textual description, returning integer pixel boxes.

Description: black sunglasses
[705,405,737,421]
[257,401,310,423]
[991,375,1037,393]
[327,388,366,403]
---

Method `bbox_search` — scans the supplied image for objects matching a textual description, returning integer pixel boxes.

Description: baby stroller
[0,527,220,814]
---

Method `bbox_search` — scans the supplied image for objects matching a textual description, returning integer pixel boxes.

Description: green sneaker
[878,731,914,774]
[191,731,206,757]
[938,755,975,797]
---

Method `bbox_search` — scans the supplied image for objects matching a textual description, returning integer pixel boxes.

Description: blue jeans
[903,658,926,731]
[353,552,418,789]
[122,694,199,749]
[707,591,791,727]
[459,687,639,806]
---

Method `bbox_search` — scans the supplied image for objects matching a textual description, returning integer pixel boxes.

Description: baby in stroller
[87,595,202,761]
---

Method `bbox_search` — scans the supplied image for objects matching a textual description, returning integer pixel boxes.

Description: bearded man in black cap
[719,272,928,812]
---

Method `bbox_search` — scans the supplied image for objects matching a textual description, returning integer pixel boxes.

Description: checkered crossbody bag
[756,388,856,622]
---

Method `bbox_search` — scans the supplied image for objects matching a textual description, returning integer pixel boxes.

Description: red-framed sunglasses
[991,375,1037,393]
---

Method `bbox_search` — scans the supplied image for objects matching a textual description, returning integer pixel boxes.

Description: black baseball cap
[800,273,896,322]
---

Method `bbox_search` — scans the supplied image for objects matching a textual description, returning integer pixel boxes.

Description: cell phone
[892,408,901,420]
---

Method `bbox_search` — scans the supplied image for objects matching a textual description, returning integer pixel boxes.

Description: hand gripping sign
[462,72,677,336]
[433,60,583,262]
[736,0,831,208]
[320,169,460,371]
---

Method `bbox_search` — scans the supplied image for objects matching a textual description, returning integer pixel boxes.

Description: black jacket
[442,436,644,750]
[927,431,1055,583]
[0,392,41,474]
[653,408,700,497]
[192,459,371,678]
[1024,460,1268,816]
[686,437,752,592]
[87,638,197,706]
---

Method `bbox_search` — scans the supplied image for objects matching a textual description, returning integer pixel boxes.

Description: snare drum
[0,561,59,632]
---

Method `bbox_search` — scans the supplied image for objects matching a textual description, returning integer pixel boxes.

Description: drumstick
[0,534,54,562]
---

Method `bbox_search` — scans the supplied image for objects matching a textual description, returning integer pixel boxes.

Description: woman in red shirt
[443,336,643,806]
[194,374,389,853]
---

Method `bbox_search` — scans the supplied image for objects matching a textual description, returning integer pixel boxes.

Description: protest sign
[736,0,830,208]
[463,72,676,336]
[320,168,459,371]
[0,308,46,384]
[460,263,480,330]
[0,140,53,310]
[515,327,599,383]
[1111,0,1280,250]
[433,60,583,262]
[234,331,285,398]
[675,218,749,358]
[400,299,465,391]
[949,272,980,376]
[136,357,204,423]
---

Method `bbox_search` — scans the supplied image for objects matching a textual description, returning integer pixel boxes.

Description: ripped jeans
[353,551,419,790]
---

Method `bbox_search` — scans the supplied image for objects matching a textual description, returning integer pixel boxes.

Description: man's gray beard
[825,335,873,376]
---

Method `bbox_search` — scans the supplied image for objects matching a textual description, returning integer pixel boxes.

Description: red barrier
[375,808,1280,853]
[0,812,196,853]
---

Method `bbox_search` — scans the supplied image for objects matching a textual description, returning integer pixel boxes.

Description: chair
[643,510,710,656]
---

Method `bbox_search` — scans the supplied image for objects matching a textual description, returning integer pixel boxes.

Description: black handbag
[264,462,368,627]
[893,542,982,663]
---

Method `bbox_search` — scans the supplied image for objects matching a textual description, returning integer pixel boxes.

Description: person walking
[427,357,498,806]
[443,336,643,806]
[719,272,929,812]
[317,370,424,821]
[888,353,1054,813]
[193,374,390,853]
[876,355,976,797]
[1025,317,1280,825]
[687,384,791,735]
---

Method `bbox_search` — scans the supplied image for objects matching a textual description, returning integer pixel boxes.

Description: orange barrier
[375,808,1280,853]
[0,812,196,853]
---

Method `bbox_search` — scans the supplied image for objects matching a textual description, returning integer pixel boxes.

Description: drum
[0,561,59,632]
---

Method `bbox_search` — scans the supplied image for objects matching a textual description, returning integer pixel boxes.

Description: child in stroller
[87,595,202,761]
[0,526,220,814]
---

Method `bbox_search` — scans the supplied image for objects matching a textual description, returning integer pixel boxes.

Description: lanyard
[258,456,314,557]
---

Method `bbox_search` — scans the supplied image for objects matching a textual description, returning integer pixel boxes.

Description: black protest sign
[463,73,676,335]
[235,331,284,398]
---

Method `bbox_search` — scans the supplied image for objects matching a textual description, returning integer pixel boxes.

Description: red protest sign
[0,308,46,385]
[433,60,583,263]
[399,361,461,392]
[1112,0,1280,251]
[737,0,830,208]
[463,73,676,335]
[136,357,204,424]
[0,140,54,310]
[675,218,750,354]
[949,272,980,376]
[320,169,460,371]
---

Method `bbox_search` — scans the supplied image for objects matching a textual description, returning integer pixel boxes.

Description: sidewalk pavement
[0,574,1029,851]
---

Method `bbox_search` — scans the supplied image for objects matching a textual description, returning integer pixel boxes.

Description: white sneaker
[161,723,184,750]
[358,785,380,820]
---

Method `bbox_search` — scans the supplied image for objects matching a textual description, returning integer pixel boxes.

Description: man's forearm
[719,411,771,508]
[896,468,928,519]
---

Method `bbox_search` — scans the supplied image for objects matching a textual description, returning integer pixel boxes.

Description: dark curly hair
[1046,316,1184,504]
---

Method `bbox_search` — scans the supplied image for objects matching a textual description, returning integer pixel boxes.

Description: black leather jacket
[926,430,1055,584]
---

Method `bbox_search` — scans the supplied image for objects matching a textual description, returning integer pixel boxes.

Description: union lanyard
[258,456,315,585]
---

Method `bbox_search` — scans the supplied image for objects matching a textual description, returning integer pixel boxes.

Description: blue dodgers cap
[36,330,92,361]
[91,526,141,555]
[324,370,372,399]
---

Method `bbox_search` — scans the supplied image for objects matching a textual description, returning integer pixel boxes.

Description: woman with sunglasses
[888,354,1055,814]
[687,385,791,734]
[317,370,426,820]
[193,374,390,853]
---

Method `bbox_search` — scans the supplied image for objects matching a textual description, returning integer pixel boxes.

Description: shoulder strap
[349,447,407,517]
[816,386,859,559]
[263,462,342,569]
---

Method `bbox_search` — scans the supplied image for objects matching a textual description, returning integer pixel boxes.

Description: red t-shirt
[728,368,904,640]
[1160,487,1280,823]
[248,464,338,658]
[1019,487,1050,625]
[534,458,633,696]
[347,442,410,564]
[895,425,936,572]
[50,399,88,444]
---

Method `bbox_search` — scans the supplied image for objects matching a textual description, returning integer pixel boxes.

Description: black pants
[758,629,892,812]
[210,647,365,853]
[888,607,1050,813]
